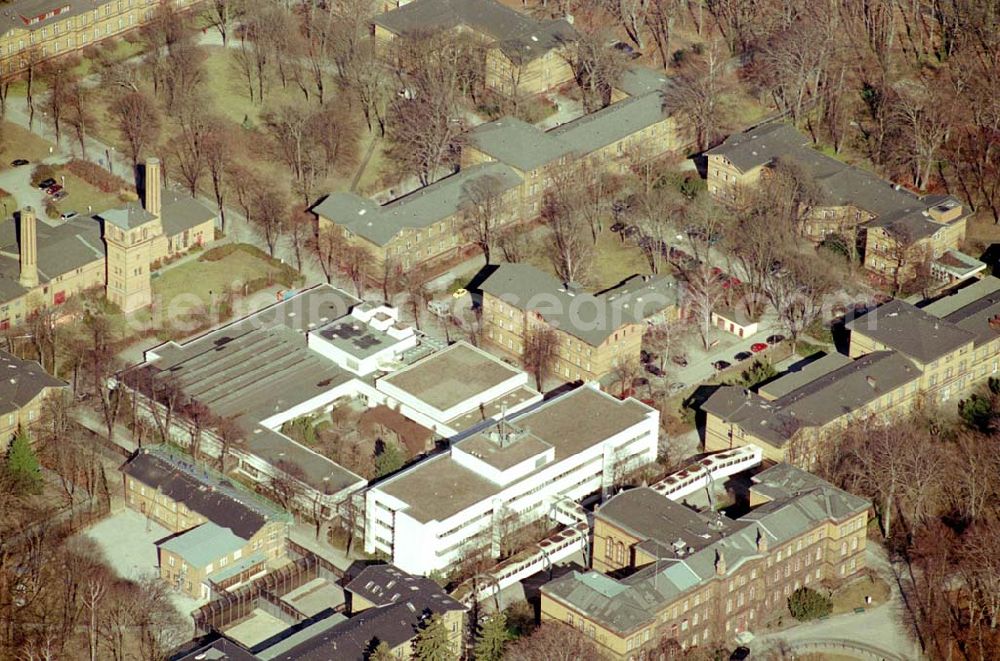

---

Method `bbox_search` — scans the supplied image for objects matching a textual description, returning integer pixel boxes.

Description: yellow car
[452,288,468,299]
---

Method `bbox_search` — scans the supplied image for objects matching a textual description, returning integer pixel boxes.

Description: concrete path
[750,545,923,660]
[0,161,59,224]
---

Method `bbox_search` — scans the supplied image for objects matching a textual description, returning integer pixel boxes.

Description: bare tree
[565,28,628,112]
[522,325,559,390]
[461,174,509,265]
[541,185,594,285]
[64,81,95,158]
[663,39,730,150]
[202,117,236,232]
[204,0,243,47]
[506,622,601,661]
[677,262,725,350]
[251,184,289,257]
[111,91,161,184]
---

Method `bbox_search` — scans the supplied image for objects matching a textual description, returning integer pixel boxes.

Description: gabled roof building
[540,465,871,658]
[705,123,976,287]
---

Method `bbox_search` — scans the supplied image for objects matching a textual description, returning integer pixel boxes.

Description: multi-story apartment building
[705,123,975,286]
[540,464,871,658]
[365,383,660,575]
[371,0,576,98]
[702,276,1000,464]
[121,446,292,599]
[313,68,682,276]
[479,263,678,382]
[0,157,215,323]
[0,349,65,450]
[0,0,200,75]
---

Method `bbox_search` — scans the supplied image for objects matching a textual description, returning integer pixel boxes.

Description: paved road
[751,545,923,660]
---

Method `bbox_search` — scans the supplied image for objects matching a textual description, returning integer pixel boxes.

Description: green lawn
[52,169,125,217]
[152,244,292,313]
[526,227,652,290]
[0,122,56,168]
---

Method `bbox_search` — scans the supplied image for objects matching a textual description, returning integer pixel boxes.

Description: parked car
[713,360,731,371]
[751,342,768,353]
[667,382,686,395]
[59,211,79,221]
[38,178,56,189]
[671,355,688,367]
[766,334,786,345]
[610,221,626,233]
[730,647,751,661]
[632,376,649,388]
[640,350,658,364]
[722,276,742,289]
[644,363,664,377]
[734,351,753,362]
[52,190,68,201]
[612,41,642,59]
[10,159,28,167]
[45,184,63,196]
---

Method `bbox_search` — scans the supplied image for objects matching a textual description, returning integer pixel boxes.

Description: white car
[59,211,78,221]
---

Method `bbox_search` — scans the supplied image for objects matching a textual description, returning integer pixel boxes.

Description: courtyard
[78,508,207,618]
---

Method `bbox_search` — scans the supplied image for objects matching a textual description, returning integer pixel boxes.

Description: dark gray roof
[550,90,670,156]
[709,123,969,246]
[926,276,1000,348]
[161,190,218,238]
[264,565,465,661]
[121,446,290,540]
[345,564,455,607]
[847,299,975,363]
[597,487,737,557]
[706,123,809,172]
[171,635,257,661]
[312,163,522,246]
[0,350,66,415]
[479,263,675,345]
[468,86,673,173]
[373,0,576,63]
[467,117,570,172]
[136,286,367,494]
[759,352,852,400]
[99,204,157,231]
[542,465,869,635]
[0,215,106,303]
[615,66,672,98]
[703,351,922,445]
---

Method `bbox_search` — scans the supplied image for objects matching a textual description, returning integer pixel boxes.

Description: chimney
[715,549,726,575]
[145,157,161,218]
[866,375,877,389]
[18,207,38,289]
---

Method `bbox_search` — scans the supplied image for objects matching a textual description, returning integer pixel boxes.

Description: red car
[751,342,768,353]
[45,184,63,195]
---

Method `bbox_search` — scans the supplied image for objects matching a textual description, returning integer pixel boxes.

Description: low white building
[307,303,417,376]
[374,341,541,436]
[365,384,660,575]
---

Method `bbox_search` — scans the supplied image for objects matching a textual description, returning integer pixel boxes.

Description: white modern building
[365,384,660,575]
[307,303,417,376]
[374,341,542,436]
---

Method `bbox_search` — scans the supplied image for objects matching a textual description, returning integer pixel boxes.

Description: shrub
[30,164,57,188]
[65,159,133,194]
[44,200,59,219]
[199,243,243,262]
[788,587,832,621]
